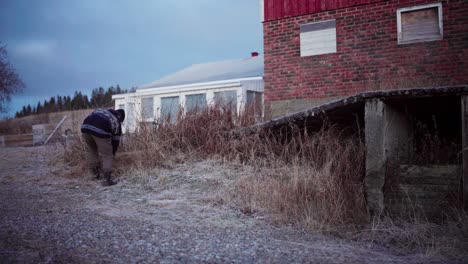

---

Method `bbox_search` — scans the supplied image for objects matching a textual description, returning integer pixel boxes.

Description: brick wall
[264,0,468,116]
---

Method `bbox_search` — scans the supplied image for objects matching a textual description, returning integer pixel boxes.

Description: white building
[113,54,264,132]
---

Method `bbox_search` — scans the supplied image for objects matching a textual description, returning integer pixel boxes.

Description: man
[81,108,125,186]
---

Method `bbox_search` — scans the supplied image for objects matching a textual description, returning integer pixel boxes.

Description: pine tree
[57,96,63,111]
[26,104,32,116]
[49,96,56,112]
[36,102,42,114]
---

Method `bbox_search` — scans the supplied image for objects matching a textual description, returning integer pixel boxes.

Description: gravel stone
[0,146,462,263]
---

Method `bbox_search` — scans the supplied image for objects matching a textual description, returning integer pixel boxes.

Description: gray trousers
[82,133,114,173]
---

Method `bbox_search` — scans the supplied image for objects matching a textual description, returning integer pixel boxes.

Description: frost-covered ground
[0,146,460,263]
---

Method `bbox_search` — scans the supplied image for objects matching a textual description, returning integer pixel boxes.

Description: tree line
[15,85,127,118]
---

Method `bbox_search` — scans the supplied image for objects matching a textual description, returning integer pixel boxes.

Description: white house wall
[240,79,264,115]
[113,94,139,132]
[112,77,264,132]
[144,85,243,122]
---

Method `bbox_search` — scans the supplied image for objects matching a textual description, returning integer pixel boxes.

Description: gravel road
[0,146,457,263]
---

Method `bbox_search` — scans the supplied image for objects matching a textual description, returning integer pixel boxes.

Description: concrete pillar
[32,124,55,145]
[365,99,413,215]
[365,99,386,215]
[462,96,468,209]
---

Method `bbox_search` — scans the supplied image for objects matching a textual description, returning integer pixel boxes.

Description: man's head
[116,109,125,122]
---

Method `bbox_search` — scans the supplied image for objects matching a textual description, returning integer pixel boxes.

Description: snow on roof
[139,55,264,89]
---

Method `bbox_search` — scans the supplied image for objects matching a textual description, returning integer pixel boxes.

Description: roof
[239,85,468,134]
[139,55,264,90]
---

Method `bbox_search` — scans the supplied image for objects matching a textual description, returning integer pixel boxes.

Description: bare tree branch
[0,44,25,113]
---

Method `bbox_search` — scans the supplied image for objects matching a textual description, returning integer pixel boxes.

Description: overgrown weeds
[358,210,468,258]
[107,106,368,229]
[60,105,467,258]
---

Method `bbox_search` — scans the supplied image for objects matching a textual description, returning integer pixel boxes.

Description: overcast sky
[0,0,263,117]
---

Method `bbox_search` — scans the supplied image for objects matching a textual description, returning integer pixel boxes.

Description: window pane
[161,96,179,123]
[141,97,154,119]
[214,91,237,113]
[186,94,207,112]
[126,103,136,131]
[246,91,263,117]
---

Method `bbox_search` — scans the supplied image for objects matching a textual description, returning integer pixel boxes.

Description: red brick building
[262,0,468,117]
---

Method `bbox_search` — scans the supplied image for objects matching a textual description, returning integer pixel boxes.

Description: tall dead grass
[114,106,368,228]
[59,105,467,258]
[358,210,468,258]
[225,128,367,229]
[0,114,48,135]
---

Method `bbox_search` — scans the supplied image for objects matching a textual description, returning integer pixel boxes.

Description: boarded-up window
[246,91,263,118]
[185,94,207,113]
[300,20,336,57]
[141,97,154,119]
[214,90,237,113]
[161,96,179,123]
[397,3,443,44]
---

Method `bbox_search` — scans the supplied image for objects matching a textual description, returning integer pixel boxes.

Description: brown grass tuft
[57,104,467,259]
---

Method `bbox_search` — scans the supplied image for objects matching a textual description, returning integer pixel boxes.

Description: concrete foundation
[366,96,461,215]
[257,86,468,217]
[365,100,386,214]
[268,96,343,119]
[32,124,56,145]
[462,96,468,209]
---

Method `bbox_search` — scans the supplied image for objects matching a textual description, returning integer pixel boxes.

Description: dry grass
[0,114,48,135]
[57,105,467,259]
[357,210,468,259]
[64,106,369,229]
[225,128,367,230]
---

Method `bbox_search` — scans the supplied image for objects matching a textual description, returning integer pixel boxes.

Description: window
[126,103,136,131]
[118,104,124,110]
[397,3,443,44]
[300,19,336,57]
[246,91,263,118]
[214,90,237,113]
[185,94,207,113]
[161,96,179,123]
[141,97,154,119]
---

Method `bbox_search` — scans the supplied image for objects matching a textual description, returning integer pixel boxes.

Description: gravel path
[0,146,455,263]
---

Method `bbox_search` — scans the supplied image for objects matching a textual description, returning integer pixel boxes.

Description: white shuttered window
[300,20,336,57]
[397,3,443,44]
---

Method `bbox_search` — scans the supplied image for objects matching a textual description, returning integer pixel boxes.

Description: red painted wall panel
[264,0,386,21]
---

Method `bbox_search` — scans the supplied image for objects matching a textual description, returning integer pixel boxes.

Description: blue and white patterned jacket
[81,109,123,153]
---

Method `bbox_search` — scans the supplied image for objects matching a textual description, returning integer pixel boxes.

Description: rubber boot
[92,167,101,180]
[102,172,117,187]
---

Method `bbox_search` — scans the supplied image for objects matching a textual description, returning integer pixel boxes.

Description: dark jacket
[81,109,123,154]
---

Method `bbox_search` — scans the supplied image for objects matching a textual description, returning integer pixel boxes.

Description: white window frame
[397,3,443,45]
